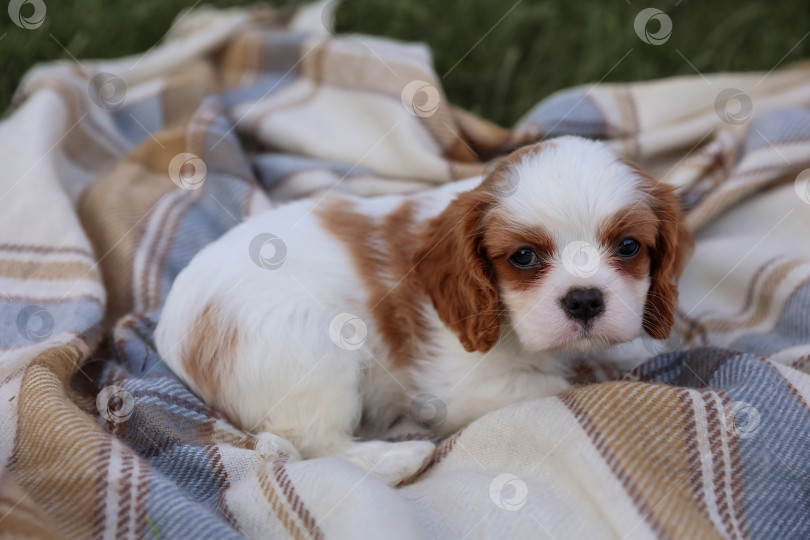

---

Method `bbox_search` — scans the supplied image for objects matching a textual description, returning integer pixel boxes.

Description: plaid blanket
[2,3,810,539]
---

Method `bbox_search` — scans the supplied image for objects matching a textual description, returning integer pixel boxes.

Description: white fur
[155,136,662,486]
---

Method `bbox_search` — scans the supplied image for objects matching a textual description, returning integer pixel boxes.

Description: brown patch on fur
[482,213,555,292]
[621,159,694,339]
[414,187,501,353]
[182,301,240,416]
[318,142,559,358]
[315,198,430,368]
[599,205,657,279]
[414,141,557,353]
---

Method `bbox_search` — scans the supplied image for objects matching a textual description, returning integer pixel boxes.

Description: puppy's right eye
[509,248,538,268]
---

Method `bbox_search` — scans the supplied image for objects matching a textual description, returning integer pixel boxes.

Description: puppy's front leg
[423,364,571,436]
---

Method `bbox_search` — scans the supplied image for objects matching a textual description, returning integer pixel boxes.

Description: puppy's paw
[344,440,435,486]
[375,440,436,486]
[255,432,302,461]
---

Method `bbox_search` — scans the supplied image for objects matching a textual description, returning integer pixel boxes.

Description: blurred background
[1,0,808,126]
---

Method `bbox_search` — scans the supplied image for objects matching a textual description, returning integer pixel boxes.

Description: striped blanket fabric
[2,3,810,539]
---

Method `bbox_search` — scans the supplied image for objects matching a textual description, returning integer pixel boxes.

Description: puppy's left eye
[509,248,538,268]
[617,238,641,258]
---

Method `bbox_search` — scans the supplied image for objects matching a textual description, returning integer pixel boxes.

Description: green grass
[1,0,808,126]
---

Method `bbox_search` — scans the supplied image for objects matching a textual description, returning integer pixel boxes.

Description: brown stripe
[727,407,750,540]
[706,391,735,539]
[559,390,669,539]
[678,257,785,342]
[686,169,797,230]
[272,457,324,540]
[201,419,241,533]
[0,469,65,539]
[793,354,810,373]
[709,390,749,539]
[9,348,105,538]
[409,430,462,480]
[257,464,307,540]
[211,425,256,450]
[133,456,150,540]
[699,259,805,333]
[115,451,135,539]
[0,259,100,281]
[139,190,200,312]
[0,243,94,257]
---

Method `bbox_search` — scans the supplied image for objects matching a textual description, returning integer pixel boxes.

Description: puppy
[155,136,692,485]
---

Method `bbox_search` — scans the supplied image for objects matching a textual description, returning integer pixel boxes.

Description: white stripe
[687,389,725,532]
[132,189,194,313]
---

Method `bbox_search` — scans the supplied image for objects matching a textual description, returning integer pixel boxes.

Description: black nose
[562,288,604,322]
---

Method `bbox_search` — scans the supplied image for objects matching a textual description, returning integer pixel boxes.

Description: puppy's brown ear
[642,179,694,339]
[414,189,501,352]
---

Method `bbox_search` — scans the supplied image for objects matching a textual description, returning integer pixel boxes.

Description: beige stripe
[161,61,219,128]
[563,383,722,539]
[699,259,805,333]
[78,154,178,323]
[686,171,796,231]
[9,346,107,538]
[0,260,99,281]
[316,40,461,154]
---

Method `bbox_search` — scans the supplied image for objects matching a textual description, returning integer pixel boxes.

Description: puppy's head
[415,136,693,354]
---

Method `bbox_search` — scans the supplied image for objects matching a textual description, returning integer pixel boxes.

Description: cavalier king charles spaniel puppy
[156,136,692,485]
